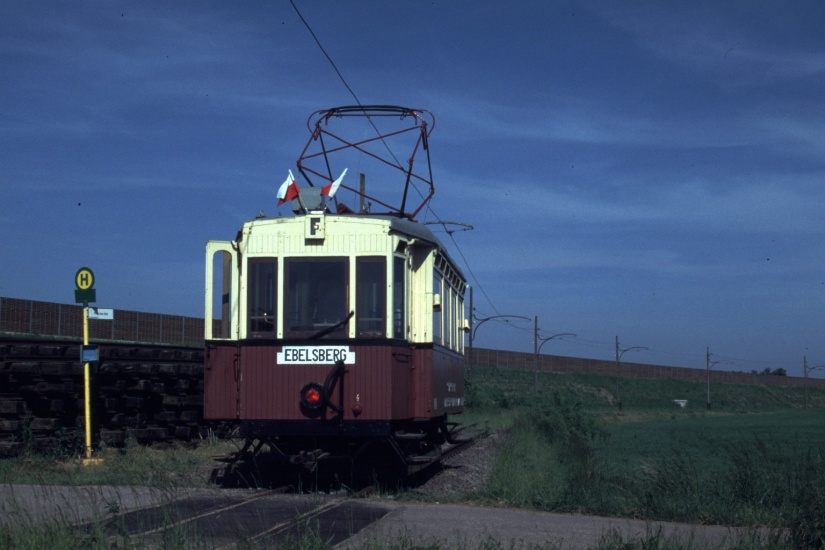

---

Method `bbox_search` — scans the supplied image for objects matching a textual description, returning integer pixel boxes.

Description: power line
[288,4,811,373]
[290,0,501,318]
[289,0,360,105]
[289,1,403,170]
[447,233,501,317]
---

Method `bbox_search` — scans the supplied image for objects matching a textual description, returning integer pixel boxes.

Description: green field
[462,366,825,548]
[466,365,825,414]
[2,365,825,548]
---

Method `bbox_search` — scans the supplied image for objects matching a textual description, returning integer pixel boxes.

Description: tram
[203,106,467,478]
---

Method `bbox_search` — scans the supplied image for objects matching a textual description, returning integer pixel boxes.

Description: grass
[462,366,825,548]
[0,482,215,549]
[587,411,825,524]
[467,364,825,415]
[0,435,235,487]
[4,365,825,548]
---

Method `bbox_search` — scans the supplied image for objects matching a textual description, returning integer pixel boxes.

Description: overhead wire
[289,0,502,318]
[290,0,406,179]
[289,0,359,106]
[289,5,806,372]
[447,233,501,317]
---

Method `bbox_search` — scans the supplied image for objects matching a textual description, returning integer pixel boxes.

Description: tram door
[204,242,241,419]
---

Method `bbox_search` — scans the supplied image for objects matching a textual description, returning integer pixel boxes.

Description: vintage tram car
[203,106,467,479]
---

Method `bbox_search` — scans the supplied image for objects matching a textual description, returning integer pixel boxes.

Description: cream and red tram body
[203,106,468,474]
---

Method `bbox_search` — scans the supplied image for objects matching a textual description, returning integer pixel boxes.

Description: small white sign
[277,346,355,365]
[88,308,114,320]
[444,397,463,408]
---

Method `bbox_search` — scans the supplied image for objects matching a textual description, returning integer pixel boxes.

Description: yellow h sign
[75,267,95,290]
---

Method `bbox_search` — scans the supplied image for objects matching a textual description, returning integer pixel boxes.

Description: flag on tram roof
[320,168,348,198]
[277,170,299,206]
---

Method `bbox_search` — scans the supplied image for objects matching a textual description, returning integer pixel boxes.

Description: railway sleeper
[107,412,149,426]
[162,395,202,407]
[179,410,200,423]
[122,379,159,392]
[100,430,127,445]
[132,364,161,376]
[19,381,77,394]
[48,363,82,376]
[0,442,25,457]
[8,345,37,357]
[0,399,28,415]
[126,426,170,442]
[28,417,63,431]
[177,364,201,376]
[173,426,193,440]
[100,379,127,391]
[102,397,145,410]
[16,397,71,416]
[34,345,73,357]
[157,363,181,375]
[151,411,177,423]
[0,419,20,431]
[126,349,158,360]
[5,362,80,376]
[1,338,209,454]
[393,430,426,440]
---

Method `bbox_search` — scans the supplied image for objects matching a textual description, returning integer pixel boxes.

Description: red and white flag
[320,168,348,198]
[277,170,299,206]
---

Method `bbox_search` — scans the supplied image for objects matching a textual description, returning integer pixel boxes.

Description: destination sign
[277,346,355,365]
[88,308,114,320]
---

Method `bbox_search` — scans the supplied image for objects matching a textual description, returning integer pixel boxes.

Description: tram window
[433,272,443,346]
[444,286,453,348]
[393,257,405,339]
[248,259,276,337]
[285,258,349,338]
[357,257,386,337]
[453,290,460,351]
[457,294,466,353]
[210,249,232,339]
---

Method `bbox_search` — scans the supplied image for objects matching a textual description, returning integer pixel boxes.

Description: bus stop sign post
[74,267,102,465]
[74,267,96,306]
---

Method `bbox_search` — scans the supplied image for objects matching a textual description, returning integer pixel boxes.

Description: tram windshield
[356,257,386,337]
[285,258,349,338]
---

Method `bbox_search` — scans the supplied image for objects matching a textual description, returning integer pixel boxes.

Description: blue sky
[2,1,824,376]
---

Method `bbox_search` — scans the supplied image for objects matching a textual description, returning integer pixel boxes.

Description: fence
[469,347,825,389]
[0,297,204,347]
[4,296,823,388]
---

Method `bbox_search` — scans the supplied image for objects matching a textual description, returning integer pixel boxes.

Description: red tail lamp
[351,404,363,416]
[300,383,325,409]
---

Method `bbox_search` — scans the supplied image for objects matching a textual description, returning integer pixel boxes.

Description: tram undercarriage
[212,416,463,488]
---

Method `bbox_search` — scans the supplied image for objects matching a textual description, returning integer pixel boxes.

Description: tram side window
[248,259,277,338]
[356,257,386,337]
[433,272,443,346]
[453,290,461,351]
[285,258,349,338]
[456,292,466,353]
[210,249,233,339]
[444,285,453,349]
[393,257,405,339]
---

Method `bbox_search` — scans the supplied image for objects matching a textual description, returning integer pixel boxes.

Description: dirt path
[1,483,773,549]
[337,500,766,549]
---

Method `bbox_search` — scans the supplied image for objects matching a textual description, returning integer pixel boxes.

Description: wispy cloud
[586,1,825,81]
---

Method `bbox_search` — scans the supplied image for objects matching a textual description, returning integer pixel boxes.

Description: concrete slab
[337,501,764,549]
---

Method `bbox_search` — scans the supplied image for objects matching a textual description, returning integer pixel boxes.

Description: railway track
[0,336,208,456]
[94,485,388,548]
[210,425,488,491]
[440,426,487,461]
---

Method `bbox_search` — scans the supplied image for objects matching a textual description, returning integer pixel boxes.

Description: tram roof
[244,212,465,281]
